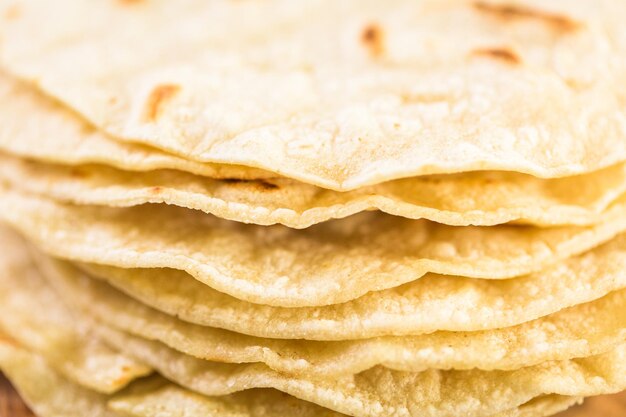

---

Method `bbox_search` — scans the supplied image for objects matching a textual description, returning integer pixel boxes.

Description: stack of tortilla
[0,1,624,416]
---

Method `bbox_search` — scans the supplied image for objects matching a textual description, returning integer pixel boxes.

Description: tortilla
[0,339,346,417]
[2,1,626,189]
[0,226,151,393]
[112,381,579,417]
[0,336,123,417]
[0,335,585,417]
[495,396,581,417]
[0,234,346,416]
[2,69,625,228]
[3,188,626,307]
[42,251,626,377]
[96,322,626,417]
[79,230,626,340]
[110,379,345,417]
[0,71,271,180]
[3,152,626,227]
[1,1,622,415]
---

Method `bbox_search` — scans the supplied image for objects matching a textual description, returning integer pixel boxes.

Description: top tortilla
[2,0,626,189]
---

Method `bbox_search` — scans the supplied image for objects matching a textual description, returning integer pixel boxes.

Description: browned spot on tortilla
[473,1,581,32]
[69,167,88,178]
[143,84,180,122]
[150,186,163,194]
[361,23,385,57]
[472,47,521,64]
[223,178,279,191]
[3,4,20,19]
[118,0,144,5]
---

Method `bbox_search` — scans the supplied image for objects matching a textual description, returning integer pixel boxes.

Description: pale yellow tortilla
[0,234,345,416]
[1,224,609,417]
[110,379,345,417]
[0,71,272,180]
[2,338,579,417]
[41,250,626,378]
[494,396,581,417]
[3,188,626,307]
[94,322,626,417]
[0,226,151,393]
[79,230,626,340]
[2,70,625,227]
[2,152,626,227]
[0,337,122,417]
[112,382,579,417]
[3,1,626,189]
[0,339,346,417]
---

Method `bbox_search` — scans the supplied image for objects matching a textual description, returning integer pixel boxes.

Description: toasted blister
[0,342,345,417]
[0,226,151,393]
[89,321,626,417]
[0,72,273,180]
[4,189,626,307]
[42,250,626,378]
[2,1,626,189]
[3,153,626,228]
[79,231,626,340]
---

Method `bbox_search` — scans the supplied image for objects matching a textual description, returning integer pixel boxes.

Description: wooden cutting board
[0,373,624,417]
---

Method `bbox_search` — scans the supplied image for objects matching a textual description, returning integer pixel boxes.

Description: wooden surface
[0,373,624,417]
[0,374,34,417]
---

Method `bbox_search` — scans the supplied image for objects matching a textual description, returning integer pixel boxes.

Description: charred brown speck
[143,84,180,122]
[223,178,280,191]
[473,1,581,32]
[472,47,521,65]
[361,23,385,57]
